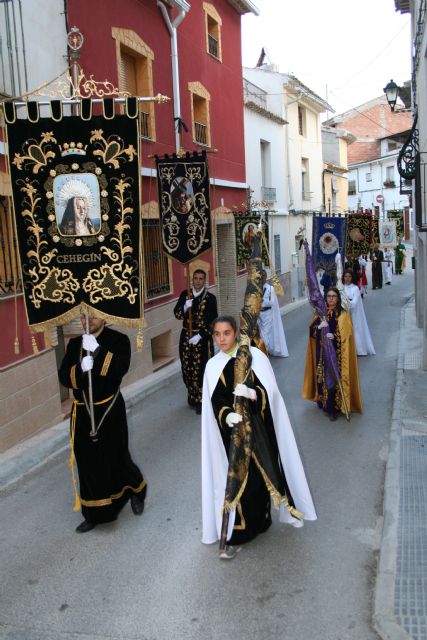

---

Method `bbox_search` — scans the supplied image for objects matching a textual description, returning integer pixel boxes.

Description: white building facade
[243,65,333,301]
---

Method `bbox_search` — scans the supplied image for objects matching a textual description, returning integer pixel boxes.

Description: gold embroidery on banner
[80,479,146,507]
[13,132,57,174]
[82,179,138,304]
[19,181,80,308]
[90,129,136,168]
[218,406,228,427]
[101,351,113,376]
[70,365,77,389]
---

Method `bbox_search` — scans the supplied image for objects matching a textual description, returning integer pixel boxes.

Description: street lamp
[383,79,400,112]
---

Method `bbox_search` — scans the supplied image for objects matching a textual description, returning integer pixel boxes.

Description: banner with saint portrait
[379,220,397,247]
[3,102,142,331]
[156,151,212,265]
[234,213,269,269]
[312,215,347,274]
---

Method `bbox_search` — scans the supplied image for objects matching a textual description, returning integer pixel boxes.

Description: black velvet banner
[5,108,142,330]
[234,213,269,269]
[156,151,212,265]
[345,213,372,258]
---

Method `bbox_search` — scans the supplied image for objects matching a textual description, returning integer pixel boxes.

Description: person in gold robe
[302,287,363,420]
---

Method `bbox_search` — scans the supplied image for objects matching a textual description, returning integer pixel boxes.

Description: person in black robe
[58,317,146,533]
[370,247,384,289]
[173,269,217,414]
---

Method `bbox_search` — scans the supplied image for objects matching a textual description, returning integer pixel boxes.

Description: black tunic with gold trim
[58,327,146,524]
[211,358,296,545]
[173,288,217,408]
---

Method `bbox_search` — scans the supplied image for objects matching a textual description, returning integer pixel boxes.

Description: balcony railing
[194,121,208,145]
[140,111,151,139]
[208,34,219,58]
[383,180,396,188]
[261,186,277,203]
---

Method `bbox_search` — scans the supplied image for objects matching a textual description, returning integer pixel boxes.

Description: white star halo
[55,177,95,209]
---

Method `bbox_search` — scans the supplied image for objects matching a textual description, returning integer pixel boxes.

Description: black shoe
[130,493,145,515]
[195,404,202,415]
[329,413,339,422]
[75,520,96,533]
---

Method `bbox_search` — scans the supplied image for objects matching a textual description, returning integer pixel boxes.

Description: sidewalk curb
[373,301,411,640]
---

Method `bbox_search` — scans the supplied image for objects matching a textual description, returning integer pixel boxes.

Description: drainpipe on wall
[157,1,188,154]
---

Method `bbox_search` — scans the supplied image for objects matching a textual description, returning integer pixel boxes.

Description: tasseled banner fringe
[137,326,143,352]
[68,403,81,512]
[31,336,39,354]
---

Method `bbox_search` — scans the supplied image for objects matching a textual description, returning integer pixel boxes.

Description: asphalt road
[0,266,414,640]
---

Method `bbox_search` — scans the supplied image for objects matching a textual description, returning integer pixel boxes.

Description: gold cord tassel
[69,403,81,512]
[31,335,39,354]
[14,337,20,354]
[137,325,143,352]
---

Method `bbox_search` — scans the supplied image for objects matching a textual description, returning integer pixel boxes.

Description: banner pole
[185,266,193,336]
[84,312,97,438]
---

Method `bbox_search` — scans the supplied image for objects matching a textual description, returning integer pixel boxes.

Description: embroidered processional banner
[371,217,380,247]
[312,215,347,274]
[379,220,397,247]
[4,101,142,331]
[387,209,404,238]
[234,213,269,269]
[156,151,212,265]
[346,213,372,257]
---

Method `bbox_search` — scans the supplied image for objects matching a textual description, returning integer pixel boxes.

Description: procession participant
[258,270,289,357]
[202,316,317,559]
[359,255,368,297]
[395,239,406,275]
[383,247,394,285]
[342,270,375,356]
[58,316,146,533]
[370,246,384,289]
[173,269,218,414]
[302,287,363,421]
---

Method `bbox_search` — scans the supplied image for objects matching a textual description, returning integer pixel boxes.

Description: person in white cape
[201,316,316,559]
[258,270,289,357]
[342,270,375,356]
[383,247,393,285]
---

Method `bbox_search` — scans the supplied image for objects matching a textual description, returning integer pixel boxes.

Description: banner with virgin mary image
[312,215,347,274]
[4,101,142,331]
[379,220,397,247]
[156,151,212,265]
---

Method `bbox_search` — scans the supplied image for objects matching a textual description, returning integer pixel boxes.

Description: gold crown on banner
[59,142,88,157]
[324,222,335,229]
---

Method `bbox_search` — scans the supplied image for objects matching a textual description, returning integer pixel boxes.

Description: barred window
[142,219,170,299]
[0,197,21,297]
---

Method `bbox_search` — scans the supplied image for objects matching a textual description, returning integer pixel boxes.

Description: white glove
[82,333,99,352]
[233,383,257,401]
[326,332,334,340]
[184,299,193,312]
[318,320,329,329]
[189,333,202,346]
[81,355,94,372]
[225,412,243,428]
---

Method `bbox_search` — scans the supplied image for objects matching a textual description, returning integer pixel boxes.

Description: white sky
[241,0,412,117]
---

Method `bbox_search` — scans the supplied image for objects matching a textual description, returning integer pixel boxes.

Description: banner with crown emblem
[156,151,212,265]
[312,215,347,274]
[4,107,142,331]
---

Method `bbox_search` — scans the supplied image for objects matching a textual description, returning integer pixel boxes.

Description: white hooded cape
[201,347,317,544]
[344,283,375,356]
[258,284,289,357]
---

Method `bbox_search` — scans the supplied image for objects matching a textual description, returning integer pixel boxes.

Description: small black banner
[156,151,212,265]
[5,108,142,330]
